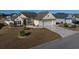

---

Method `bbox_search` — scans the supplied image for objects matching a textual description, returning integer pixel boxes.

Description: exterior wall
[4,21,14,25]
[52,20,56,25]
[75,18,79,21]
[14,17,23,25]
[56,19,65,23]
[34,19,56,27]
[43,12,56,20]
[34,20,39,26]
[65,19,72,24]
[26,18,34,25]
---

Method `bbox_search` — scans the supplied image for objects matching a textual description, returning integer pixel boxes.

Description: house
[54,13,68,24]
[73,14,79,21]
[71,14,79,24]
[13,13,27,26]
[34,12,56,27]
[65,14,76,24]
[4,12,37,26]
[55,13,76,24]
[4,13,27,26]
[21,12,37,25]
[4,15,14,25]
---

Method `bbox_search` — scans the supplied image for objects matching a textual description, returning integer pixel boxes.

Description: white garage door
[43,20,56,26]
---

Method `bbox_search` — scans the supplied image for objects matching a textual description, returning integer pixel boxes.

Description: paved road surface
[32,33,79,49]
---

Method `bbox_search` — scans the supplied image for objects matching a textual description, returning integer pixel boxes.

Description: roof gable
[43,12,56,19]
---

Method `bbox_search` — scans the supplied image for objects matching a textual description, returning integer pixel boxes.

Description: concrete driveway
[44,25,77,38]
[32,33,79,49]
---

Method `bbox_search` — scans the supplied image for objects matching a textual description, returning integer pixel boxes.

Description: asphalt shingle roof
[54,13,68,19]
[73,14,79,18]
[21,12,37,19]
[35,12,49,20]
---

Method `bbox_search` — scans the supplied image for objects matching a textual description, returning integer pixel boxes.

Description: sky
[0,10,79,14]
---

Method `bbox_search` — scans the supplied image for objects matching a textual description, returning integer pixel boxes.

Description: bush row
[64,23,76,28]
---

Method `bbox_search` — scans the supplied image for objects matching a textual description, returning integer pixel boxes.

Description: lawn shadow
[25,32,31,36]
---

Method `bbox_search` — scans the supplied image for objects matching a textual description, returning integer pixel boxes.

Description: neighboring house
[5,13,24,26]
[4,16,14,25]
[21,12,37,25]
[13,13,27,26]
[65,14,76,24]
[73,14,79,21]
[34,12,56,27]
[54,13,68,23]
[4,12,37,26]
[55,13,76,24]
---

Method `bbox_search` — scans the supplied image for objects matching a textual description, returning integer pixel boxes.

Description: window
[14,21,21,25]
[17,21,21,24]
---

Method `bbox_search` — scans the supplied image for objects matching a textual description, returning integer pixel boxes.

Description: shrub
[23,27,30,30]
[19,30,26,36]
[68,24,76,28]
[70,24,76,28]
[68,24,73,28]
[64,23,68,27]
[64,23,76,28]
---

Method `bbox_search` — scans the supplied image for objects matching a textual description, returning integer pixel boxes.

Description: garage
[35,12,56,27]
[37,20,56,27]
[43,20,56,27]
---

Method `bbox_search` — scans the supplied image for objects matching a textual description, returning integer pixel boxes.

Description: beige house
[34,12,56,27]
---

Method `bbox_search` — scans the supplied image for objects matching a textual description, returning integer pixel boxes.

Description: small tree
[19,30,26,36]
[23,19,27,26]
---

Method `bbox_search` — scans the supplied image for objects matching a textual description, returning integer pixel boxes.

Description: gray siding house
[54,13,76,24]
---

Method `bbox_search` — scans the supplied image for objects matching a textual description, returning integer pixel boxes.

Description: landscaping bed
[0,26,61,49]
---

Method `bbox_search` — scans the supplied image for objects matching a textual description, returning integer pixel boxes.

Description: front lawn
[0,26,61,48]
